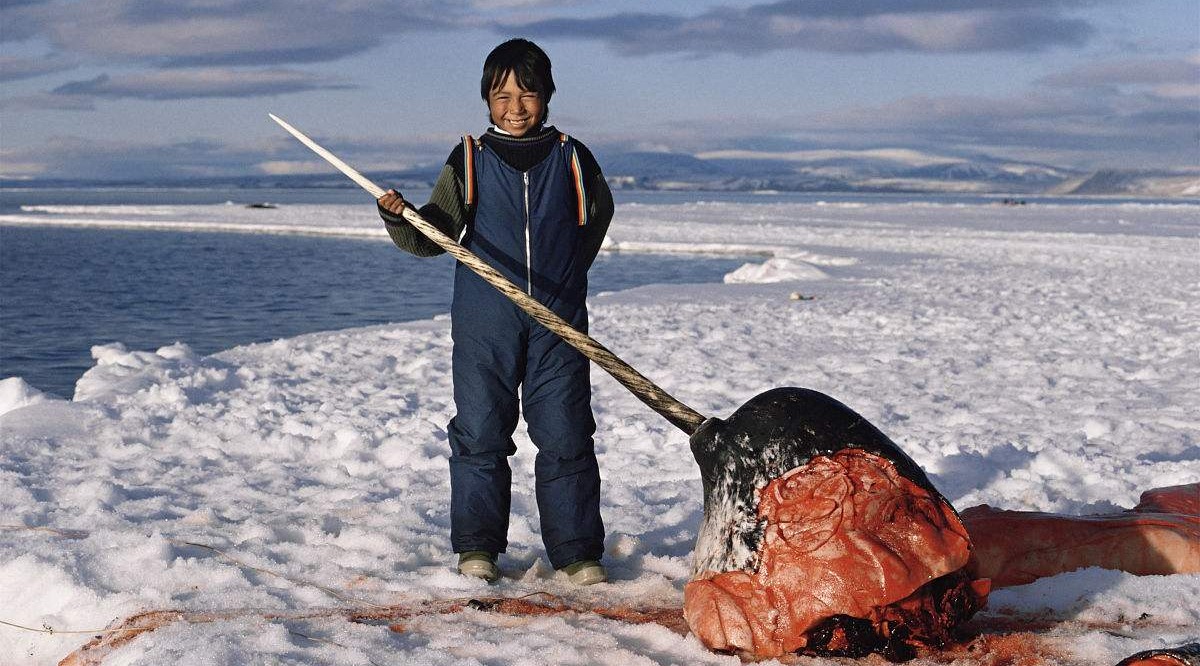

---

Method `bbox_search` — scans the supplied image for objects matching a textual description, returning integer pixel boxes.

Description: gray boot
[560,559,607,586]
[458,551,499,583]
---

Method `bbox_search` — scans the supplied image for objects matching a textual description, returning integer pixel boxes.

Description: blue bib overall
[446,136,604,568]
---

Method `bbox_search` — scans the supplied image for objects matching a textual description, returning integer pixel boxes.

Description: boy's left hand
[378,189,407,216]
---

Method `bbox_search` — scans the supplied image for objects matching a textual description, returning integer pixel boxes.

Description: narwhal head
[687,387,945,574]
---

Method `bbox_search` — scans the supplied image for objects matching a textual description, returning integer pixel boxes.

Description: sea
[0,186,762,398]
[1,186,1192,399]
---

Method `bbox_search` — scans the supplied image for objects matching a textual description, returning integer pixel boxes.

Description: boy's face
[488,72,543,137]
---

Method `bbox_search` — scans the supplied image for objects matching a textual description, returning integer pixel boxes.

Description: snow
[693,147,958,166]
[1,198,1198,665]
[0,378,55,417]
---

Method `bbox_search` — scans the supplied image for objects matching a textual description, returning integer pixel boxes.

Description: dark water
[0,226,750,398]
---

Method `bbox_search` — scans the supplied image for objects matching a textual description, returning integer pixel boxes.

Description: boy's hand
[378,189,407,216]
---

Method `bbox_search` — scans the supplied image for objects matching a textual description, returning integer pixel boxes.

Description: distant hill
[1051,169,1200,198]
[3,148,1196,197]
[594,148,1199,196]
[597,147,1080,194]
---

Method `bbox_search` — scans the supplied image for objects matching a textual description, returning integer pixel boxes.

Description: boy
[377,39,613,585]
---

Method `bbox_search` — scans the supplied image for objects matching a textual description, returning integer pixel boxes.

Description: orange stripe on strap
[462,135,476,207]
[560,134,588,226]
[569,149,587,226]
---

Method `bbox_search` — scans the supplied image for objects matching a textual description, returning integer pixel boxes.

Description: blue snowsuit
[445,135,604,569]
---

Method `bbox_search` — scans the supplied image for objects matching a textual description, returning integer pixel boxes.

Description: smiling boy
[377,38,613,585]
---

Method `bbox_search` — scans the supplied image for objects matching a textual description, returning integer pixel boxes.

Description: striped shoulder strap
[559,133,589,227]
[462,134,478,208]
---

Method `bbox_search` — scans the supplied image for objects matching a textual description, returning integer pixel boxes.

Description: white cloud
[256,160,333,175]
[0,157,47,178]
[1152,83,1200,99]
[794,83,1198,168]
[0,133,454,181]
[695,148,961,167]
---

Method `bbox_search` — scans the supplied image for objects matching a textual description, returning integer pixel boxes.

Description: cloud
[469,0,561,7]
[1038,55,1200,89]
[1033,55,1200,115]
[2,67,353,109]
[793,83,1198,168]
[2,0,462,67]
[514,1,1097,55]
[0,136,258,180]
[0,133,456,180]
[0,55,76,82]
[255,160,337,176]
[1150,83,1200,100]
[735,1,1094,18]
[50,68,354,100]
[0,92,95,111]
[579,52,1196,170]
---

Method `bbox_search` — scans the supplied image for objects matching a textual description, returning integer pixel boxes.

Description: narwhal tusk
[269,113,709,434]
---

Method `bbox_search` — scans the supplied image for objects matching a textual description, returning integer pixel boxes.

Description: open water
[1,214,750,398]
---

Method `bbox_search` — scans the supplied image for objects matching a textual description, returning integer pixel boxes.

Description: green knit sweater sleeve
[379,159,468,258]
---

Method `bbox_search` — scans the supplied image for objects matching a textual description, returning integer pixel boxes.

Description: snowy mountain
[1052,168,1200,198]
[597,147,1080,194]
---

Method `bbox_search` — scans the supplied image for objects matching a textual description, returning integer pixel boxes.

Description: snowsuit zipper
[523,172,532,295]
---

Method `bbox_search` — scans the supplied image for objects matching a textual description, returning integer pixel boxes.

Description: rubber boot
[560,559,607,586]
[458,551,499,583]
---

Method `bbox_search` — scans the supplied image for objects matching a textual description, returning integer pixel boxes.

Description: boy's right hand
[378,189,407,217]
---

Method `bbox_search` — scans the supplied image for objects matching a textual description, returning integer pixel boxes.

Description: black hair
[481,38,555,124]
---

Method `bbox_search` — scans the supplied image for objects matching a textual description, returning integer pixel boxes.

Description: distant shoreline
[4,163,1199,199]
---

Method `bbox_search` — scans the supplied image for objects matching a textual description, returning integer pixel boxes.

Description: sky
[0,0,1197,181]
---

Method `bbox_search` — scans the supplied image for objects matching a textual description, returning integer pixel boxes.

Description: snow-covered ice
[1,199,1197,665]
[0,378,52,417]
